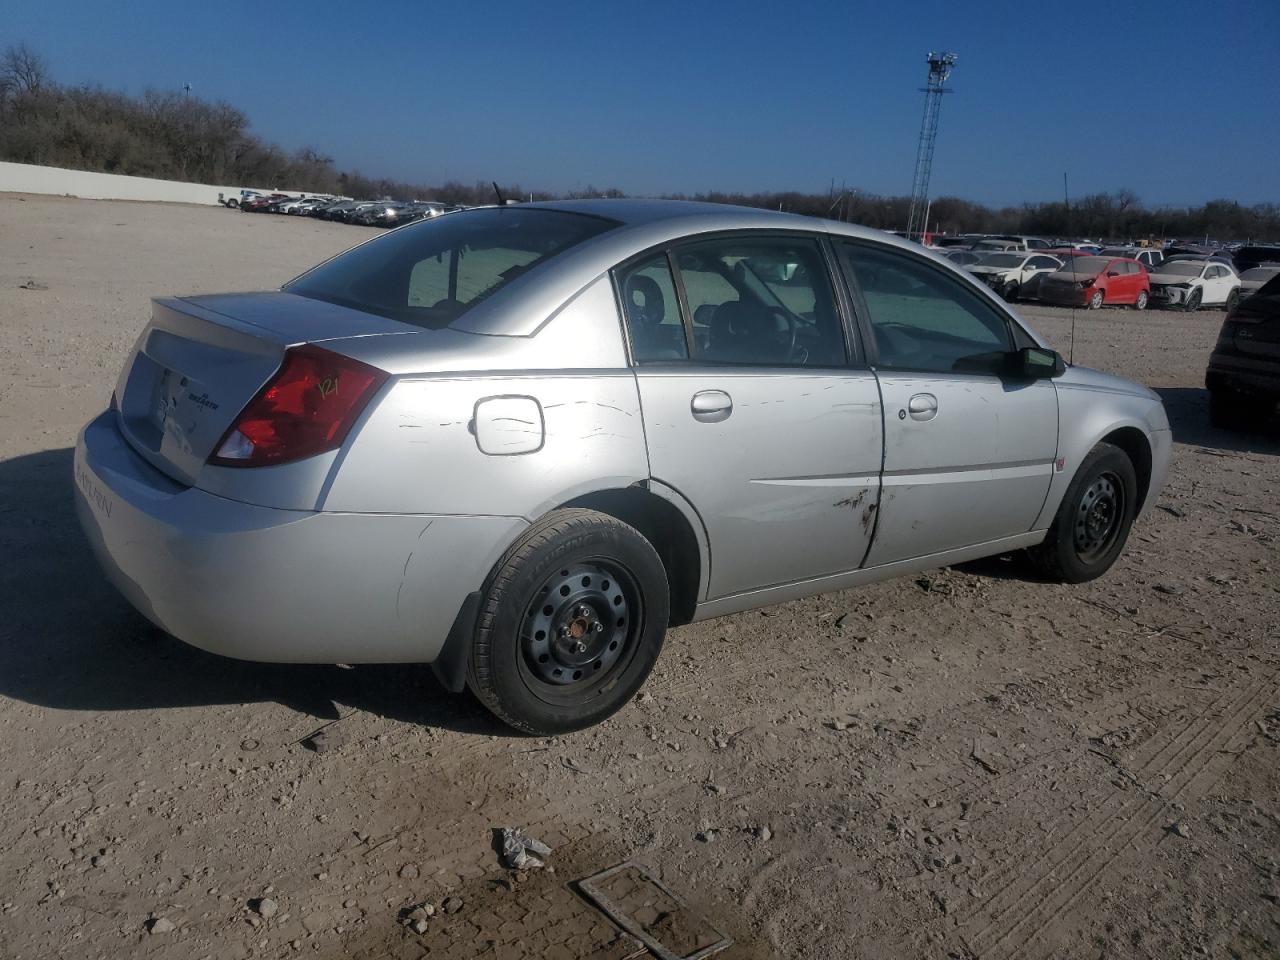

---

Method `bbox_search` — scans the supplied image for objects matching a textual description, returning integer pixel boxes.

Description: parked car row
[221,190,461,228]
[944,245,1267,312]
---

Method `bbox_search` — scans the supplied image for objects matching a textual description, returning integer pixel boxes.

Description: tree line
[3,42,1276,241]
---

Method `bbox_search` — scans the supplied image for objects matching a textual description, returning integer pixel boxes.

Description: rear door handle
[691,390,733,423]
[907,393,938,422]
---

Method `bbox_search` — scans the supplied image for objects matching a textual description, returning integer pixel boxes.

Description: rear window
[286,208,617,329]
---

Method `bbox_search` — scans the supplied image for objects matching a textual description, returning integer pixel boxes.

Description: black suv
[1206,273,1280,429]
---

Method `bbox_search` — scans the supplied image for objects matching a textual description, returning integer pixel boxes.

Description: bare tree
[1,42,49,96]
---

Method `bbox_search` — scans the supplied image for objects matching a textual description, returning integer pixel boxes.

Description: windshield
[978,254,1025,268]
[286,207,617,329]
[1158,262,1204,278]
[1053,257,1108,275]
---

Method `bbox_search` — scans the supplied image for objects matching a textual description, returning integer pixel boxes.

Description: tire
[1003,281,1020,302]
[227,198,239,209]
[467,508,670,735]
[1209,388,1252,430]
[1184,289,1202,312]
[1029,442,1138,584]
[1133,289,1149,310]
[1225,288,1241,314]
[1088,289,1104,310]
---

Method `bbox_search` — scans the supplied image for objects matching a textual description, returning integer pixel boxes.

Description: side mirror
[1010,346,1066,379]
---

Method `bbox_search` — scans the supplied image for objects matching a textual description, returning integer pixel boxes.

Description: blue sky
[7,0,1278,205]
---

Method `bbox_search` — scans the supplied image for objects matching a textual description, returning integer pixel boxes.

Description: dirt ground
[1,194,1278,960]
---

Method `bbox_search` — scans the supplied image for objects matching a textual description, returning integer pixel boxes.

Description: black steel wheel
[468,509,669,734]
[1029,442,1138,583]
[1071,472,1125,564]
[519,560,638,696]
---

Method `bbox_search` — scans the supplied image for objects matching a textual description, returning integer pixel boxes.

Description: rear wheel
[1088,289,1105,310]
[1133,289,1149,310]
[467,509,669,735]
[1225,288,1241,313]
[1184,289,1203,312]
[1029,442,1138,583]
[1003,281,1020,302]
[1209,387,1253,430]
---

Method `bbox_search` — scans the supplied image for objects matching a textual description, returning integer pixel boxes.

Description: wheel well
[1100,427,1152,508]
[559,487,702,626]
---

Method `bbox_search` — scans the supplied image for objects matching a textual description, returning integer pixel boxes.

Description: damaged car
[74,201,1171,734]
[1148,259,1241,311]
[966,252,1063,301]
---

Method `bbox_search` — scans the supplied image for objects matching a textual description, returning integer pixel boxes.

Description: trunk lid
[115,293,411,485]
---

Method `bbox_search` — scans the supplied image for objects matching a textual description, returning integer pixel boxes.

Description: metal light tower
[906,52,957,241]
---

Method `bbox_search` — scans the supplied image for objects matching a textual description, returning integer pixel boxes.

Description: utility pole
[906,52,957,242]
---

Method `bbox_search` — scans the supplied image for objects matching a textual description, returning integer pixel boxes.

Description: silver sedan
[74,200,1172,733]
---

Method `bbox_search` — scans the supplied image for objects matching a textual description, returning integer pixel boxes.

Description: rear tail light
[210,344,388,468]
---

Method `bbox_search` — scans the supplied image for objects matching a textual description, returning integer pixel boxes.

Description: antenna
[491,181,505,206]
[906,51,957,242]
[1064,171,1076,365]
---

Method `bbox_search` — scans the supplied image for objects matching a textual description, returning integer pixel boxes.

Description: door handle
[691,390,733,423]
[907,393,938,422]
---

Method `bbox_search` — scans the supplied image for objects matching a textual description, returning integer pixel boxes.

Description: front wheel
[1225,288,1241,314]
[1088,289,1105,310]
[1184,289,1203,312]
[1029,442,1138,583]
[1133,289,1149,310]
[467,509,669,735]
[1003,281,1020,302]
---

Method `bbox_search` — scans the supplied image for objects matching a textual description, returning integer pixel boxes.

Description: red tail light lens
[210,345,388,468]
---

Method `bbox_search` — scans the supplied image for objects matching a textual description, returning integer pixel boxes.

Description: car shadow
[1154,386,1280,455]
[0,447,508,735]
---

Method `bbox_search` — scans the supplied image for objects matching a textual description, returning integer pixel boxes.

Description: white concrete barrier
[0,161,291,206]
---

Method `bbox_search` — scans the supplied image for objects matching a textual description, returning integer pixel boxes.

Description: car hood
[968,265,1013,276]
[1148,272,1200,285]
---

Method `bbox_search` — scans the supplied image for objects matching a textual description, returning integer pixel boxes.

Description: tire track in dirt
[963,670,1277,958]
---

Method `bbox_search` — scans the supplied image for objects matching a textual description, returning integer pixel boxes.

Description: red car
[1037,256,1151,310]
[241,193,290,213]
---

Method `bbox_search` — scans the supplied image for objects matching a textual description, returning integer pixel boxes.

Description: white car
[967,253,1063,301]
[1238,265,1280,296]
[1147,260,1241,311]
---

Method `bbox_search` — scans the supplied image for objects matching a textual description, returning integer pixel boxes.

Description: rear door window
[616,254,689,362]
[672,236,848,367]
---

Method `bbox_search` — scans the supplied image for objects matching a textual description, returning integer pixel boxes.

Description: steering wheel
[765,306,802,362]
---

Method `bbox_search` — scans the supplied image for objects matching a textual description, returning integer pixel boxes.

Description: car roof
[446,199,946,336]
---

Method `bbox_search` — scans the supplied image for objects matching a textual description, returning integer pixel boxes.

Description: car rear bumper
[1207,354,1280,399]
[74,411,526,664]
